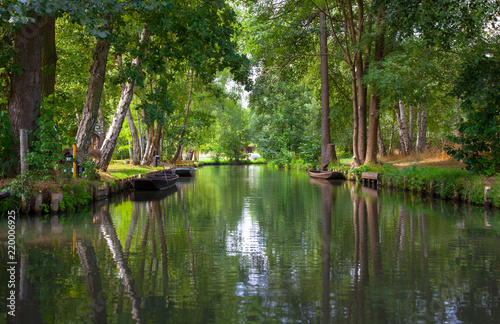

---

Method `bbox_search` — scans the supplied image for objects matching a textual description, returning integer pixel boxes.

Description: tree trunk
[377,123,386,156]
[351,68,360,165]
[396,100,411,155]
[365,5,385,163]
[409,104,414,149]
[416,104,427,153]
[172,70,194,163]
[389,108,395,153]
[41,17,57,103]
[143,124,162,165]
[126,107,141,165]
[75,37,110,153]
[98,24,149,171]
[356,52,367,163]
[141,125,153,165]
[98,107,106,148]
[8,14,44,172]
[320,11,332,171]
[365,92,380,163]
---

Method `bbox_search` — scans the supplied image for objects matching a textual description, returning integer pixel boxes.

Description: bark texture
[75,38,111,153]
[126,107,141,164]
[320,11,332,170]
[377,124,386,157]
[8,14,44,171]
[416,104,427,153]
[395,100,411,155]
[98,25,149,171]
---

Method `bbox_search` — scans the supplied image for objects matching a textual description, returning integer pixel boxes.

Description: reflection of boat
[174,167,196,177]
[130,186,178,201]
[308,170,345,180]
[309,177,343,187]
[130,173,179,191]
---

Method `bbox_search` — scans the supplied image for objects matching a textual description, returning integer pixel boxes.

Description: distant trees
[0,0,250,175]
[238,0,499,173]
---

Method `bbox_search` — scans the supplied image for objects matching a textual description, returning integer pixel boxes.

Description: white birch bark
[416,104,427,153]
[98,24,149,171]
[396,100,411,155]
[409,104,414,149]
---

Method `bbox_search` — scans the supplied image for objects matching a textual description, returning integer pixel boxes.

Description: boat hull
[130,174,179,191]
[174,167,196,177]
[308,170,346,180]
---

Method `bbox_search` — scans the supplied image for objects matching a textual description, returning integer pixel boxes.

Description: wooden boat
[308,170,346,180]
[130,173,179,191]
[130,186,178,201]
[0,191,10,201]
[174,167,196,177]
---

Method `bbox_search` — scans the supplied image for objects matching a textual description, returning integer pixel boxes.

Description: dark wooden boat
[130,173,179,191]
[308,170,346,180]
[130,186,178,201]
[0,191,10,201]
[174,167,196,177]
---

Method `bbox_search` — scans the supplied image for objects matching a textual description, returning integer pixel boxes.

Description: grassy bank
[101,162,164,181]
[333,153,500,208]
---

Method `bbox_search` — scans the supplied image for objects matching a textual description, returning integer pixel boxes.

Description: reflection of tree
[17,253,41,324]
[350,192,386,322]
[320,181,332,324]
[98,206,145,323]
[76,240,107,324]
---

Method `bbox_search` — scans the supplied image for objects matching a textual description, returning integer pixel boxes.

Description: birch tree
[98,24,149,171]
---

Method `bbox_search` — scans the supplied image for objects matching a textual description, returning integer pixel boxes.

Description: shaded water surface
[1,165,500,323]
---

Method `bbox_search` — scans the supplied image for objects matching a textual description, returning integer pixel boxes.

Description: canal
[1,165,500,323]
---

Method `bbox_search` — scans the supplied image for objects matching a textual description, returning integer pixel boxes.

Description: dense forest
[0,0,499,181]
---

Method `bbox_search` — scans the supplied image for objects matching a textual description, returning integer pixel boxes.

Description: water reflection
[2,166,500,323]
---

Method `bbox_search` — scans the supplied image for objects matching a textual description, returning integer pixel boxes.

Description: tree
[7,13,45,170]
[215,99,251,163]
[445,54,500,175]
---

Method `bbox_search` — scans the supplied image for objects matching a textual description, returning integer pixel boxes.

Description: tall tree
[319,11,334,170]
[8,14,44,169]
[98,24,149,171]
[75,33,111,153]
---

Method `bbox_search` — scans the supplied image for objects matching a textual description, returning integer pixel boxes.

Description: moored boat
[174,167,196,177]
[308,170,346,180]
[130,173,179,191]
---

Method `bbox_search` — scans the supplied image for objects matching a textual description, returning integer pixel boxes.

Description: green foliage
[214,99,251,162]
[444,55,500,175]
[25,116,66,180]
[249,78,317,168]
[59,180,92,212]
[0,111,14,177]
[80,158,98,180]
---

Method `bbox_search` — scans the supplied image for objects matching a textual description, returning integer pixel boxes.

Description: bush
[444,55,500,175]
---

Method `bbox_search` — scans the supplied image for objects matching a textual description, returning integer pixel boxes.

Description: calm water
[1,165,500,323]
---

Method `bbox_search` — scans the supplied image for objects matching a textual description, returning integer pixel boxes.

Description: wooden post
[73,144,77,178]
[484,186,492,206]
[20,129,29,175]
[403,176,408,191]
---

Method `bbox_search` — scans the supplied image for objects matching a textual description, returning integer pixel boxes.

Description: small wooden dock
[361,172,380,188]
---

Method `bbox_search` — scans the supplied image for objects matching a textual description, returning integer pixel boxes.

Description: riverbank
[331,158,499,208]
[0,159,268,215]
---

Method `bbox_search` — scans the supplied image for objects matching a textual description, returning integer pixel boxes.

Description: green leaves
[444,54,500,175]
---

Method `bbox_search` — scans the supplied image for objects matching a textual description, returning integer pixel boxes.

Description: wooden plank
[361,172,380,180]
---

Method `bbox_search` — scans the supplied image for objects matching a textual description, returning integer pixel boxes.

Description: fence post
[20,129,29,175]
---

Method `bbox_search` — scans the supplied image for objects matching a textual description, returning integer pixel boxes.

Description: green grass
[105,163,163,180]
[348,163,500,207]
